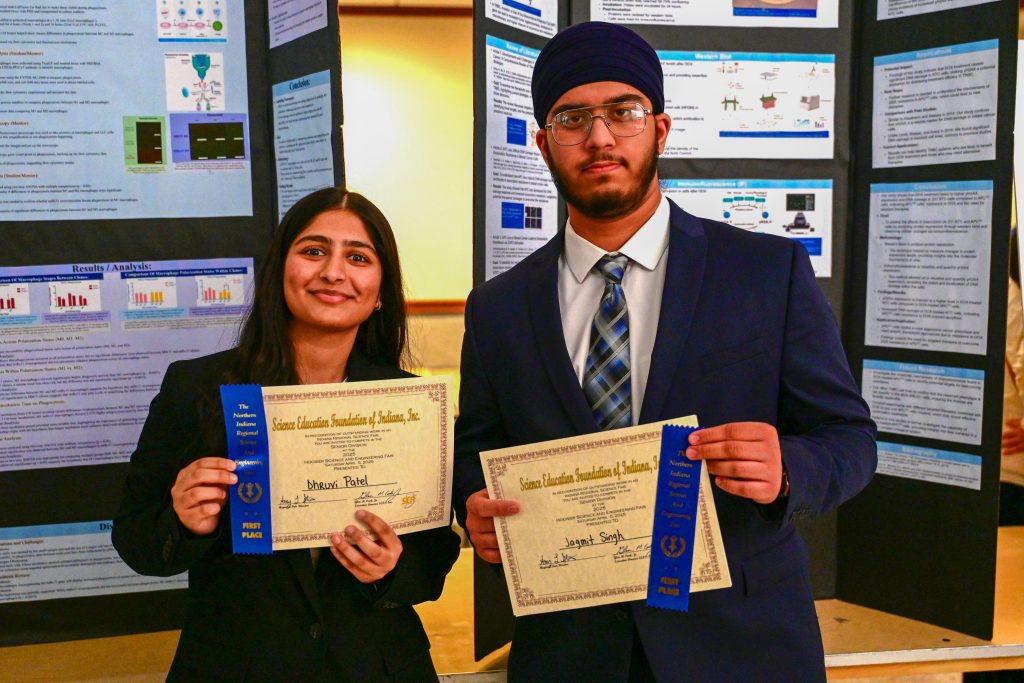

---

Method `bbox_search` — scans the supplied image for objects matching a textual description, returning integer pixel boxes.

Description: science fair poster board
[0,0,344,645]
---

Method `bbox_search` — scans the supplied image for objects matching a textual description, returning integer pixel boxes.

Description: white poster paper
[862,360,984,445]
[0,0,252,221]
[273,71,335,220]
[594,0,838,28]
[268,0,328,49]
[486,0,558,38]
[0,258,253,473]
[873,40,998,169]
[876,441,981,490]
[878,0,997,20]
[865,181,992,354]
[661,179,832,276]
[0,522,186,604]
[659,51,835,159]
[484,36,559,281]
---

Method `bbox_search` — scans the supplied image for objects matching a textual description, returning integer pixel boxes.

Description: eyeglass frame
[544,101,654,146]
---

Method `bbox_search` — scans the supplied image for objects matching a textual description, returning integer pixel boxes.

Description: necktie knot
[596,253,628,285]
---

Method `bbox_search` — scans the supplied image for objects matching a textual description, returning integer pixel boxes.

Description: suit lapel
[639,201,707,424]
[284,549,323,618]
[526,233,598,435]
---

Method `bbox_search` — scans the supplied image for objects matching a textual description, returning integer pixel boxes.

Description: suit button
[614,609,629,622]
[309,623,322,640]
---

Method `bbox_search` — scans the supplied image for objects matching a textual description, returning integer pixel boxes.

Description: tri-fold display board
[0,1,344,644]
[472,0,1017,657]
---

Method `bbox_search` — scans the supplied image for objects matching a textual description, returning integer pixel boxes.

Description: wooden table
[2,528,1022,682]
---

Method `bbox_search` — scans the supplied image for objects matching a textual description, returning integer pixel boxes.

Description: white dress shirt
[558,195,671,424]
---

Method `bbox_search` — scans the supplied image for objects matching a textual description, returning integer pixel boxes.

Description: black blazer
[113,348,461,682]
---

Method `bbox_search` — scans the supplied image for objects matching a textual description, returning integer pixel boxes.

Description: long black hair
[227,187,409,386]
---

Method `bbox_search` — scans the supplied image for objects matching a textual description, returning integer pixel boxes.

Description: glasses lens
[606,103,646,137]
[553,109,592,145]
[551,103,647,144]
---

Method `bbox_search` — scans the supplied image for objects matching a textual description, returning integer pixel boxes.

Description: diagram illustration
[719,191,770,230]
[157,0,227,41]
[165,52,225,112]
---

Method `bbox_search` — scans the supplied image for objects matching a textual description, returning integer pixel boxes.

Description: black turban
[531,21,664,125]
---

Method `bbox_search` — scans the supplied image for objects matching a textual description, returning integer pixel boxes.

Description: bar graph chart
[195,274,243,307]
[0,283,30,316]
[48,281,101,313]
[126,277,177,310]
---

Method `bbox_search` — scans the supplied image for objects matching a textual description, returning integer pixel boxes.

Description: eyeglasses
[546,101,652,146]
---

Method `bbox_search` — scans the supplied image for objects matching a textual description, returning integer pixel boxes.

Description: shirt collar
[564,195,671,283]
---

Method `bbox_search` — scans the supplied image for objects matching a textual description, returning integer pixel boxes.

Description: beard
[547,140,659,220]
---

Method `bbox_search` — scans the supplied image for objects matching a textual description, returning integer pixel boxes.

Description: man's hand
[1003,417,1024,455]
[330,509,403,583]
[687,422,783,505]
[171,457,237,536]
[464,489,519,563]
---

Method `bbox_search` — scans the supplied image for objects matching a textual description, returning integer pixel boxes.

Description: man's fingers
[704,460,768,481]
[471,496,520,518]
[467,489,520,518]
[690,422,775,445]
[476,546,503,563]
[688,441,770,462]
[468,530,498,547]
[464,514,496,535]
[714,476,777,504]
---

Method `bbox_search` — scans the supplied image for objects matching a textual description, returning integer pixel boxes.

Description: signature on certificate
[355,488,407,506]
[612,542,652,563]
[538,551,578,569]
[279,494,316,509]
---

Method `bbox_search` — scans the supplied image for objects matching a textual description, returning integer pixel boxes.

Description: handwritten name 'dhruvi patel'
[269,408,422,431]
[518,457,659,492]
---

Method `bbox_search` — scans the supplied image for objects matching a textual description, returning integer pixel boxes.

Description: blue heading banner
[647,425,701,611]
[220,384,273,554]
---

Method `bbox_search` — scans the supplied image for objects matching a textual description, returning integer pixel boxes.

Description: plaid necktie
[583,253,632,430]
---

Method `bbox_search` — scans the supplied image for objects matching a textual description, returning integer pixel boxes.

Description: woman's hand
[171,457,237,536]
[330,509,403,583]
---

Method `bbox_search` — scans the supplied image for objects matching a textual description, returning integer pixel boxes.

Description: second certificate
[482,418,731,616]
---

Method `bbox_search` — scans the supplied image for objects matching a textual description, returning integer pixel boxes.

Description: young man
[453,22,876,682]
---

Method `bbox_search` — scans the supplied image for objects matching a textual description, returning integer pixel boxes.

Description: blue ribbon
[220,384,273,554]
[647,425,701,611]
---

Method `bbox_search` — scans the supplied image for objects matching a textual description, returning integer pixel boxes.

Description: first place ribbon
[220,384,274,554]
[647,424,701,611]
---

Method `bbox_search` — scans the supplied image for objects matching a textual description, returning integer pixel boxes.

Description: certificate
[481,417,731,616]
[221,376,453,553]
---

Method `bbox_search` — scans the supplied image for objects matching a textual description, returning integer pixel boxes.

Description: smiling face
[537,81,671,220]
[282,208,383,341]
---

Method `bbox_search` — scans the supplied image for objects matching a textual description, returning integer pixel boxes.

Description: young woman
[113,188,461,682]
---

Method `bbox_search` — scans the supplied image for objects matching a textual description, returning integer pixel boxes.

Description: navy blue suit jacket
[453,200,876,682]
